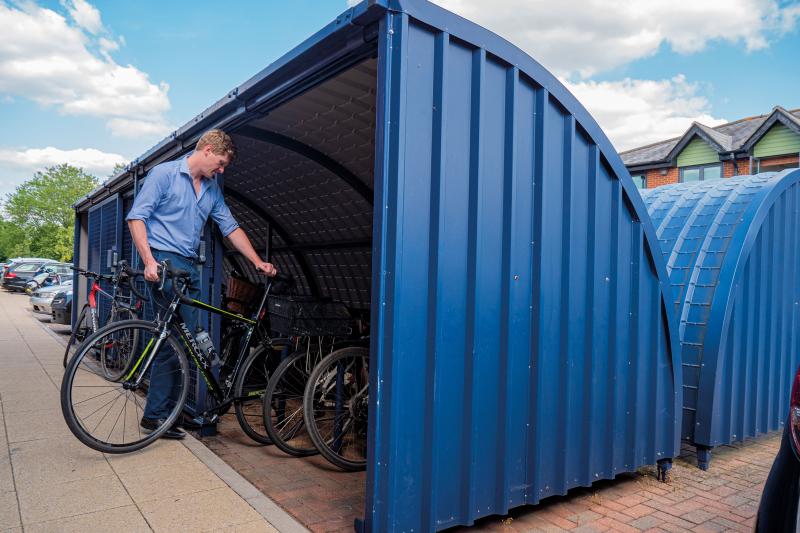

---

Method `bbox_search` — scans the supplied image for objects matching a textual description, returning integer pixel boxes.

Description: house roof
[621,106,800,168]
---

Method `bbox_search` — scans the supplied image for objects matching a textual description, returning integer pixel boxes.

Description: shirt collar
[178,155,192,179]
[179,153,217,183]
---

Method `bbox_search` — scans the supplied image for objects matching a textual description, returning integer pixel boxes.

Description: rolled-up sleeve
[209,184,239,237]
[126,168,166,222]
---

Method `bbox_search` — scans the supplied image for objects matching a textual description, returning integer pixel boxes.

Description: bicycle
[263,338,368,459]
[303,345,369,471]
[60,260,291,453]
[62,260,145,379]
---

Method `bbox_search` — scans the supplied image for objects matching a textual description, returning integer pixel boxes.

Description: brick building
[621,106,800,189]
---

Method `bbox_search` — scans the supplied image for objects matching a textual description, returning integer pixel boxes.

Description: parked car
[51,288,73,325]
[30,280,73,316]
[1,257,54,287]
[755,366,800,532]
[24,262,72,294]
[2,260,58,292]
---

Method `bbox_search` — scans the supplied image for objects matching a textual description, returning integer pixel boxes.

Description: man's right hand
[144,260,160,282]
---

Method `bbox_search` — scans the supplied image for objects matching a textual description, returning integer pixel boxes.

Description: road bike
[60,260,291,453]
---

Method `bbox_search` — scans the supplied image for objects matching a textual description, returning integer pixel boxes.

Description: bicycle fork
[121,321,171,388]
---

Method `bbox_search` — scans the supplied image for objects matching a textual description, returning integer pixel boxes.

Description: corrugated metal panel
[641,169,800,452]
[87,208,101,280]
[367,4,680,530]
[677,136,719,167]
[121,193,134,264]
[753,123,800,158]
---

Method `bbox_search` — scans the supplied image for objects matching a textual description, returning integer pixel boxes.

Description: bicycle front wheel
[263,348,320,457]
[303,346,369,471]
[61,320,190,454]
[233,340,289,444]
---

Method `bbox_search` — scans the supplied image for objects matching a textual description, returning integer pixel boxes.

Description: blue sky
[1,0,798,196]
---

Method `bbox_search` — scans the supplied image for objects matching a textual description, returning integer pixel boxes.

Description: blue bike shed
[73,1,682,530]
[641,169,800,469]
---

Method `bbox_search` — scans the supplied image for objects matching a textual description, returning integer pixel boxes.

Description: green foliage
[110,163,128,178]
[0,164,98,262]
[0,219,27,262]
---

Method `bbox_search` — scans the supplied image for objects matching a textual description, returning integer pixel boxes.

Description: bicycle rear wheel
[263,348,320,457]
[100,306,139,381]
[61,320,190,454]
[233,340,288,444]
[303,346,369,471]
[63,305,92,368]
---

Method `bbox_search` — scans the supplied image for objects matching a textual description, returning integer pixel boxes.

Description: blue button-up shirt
[126,156,239,258]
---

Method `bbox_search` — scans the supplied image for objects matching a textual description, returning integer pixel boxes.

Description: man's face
[200,145,231,178]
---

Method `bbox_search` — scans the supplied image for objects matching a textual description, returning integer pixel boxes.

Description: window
[680,164,721,183]
[631,175,647,189]
[13,263,41,273]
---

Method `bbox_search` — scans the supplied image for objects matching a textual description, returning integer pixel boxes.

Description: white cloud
[418,0,800,78]
[0,146,128,196]
[0,1,171,140]
[107,118,171,139]
[564,75,727,152]
[61,0,102,34]
[98,37,120,53]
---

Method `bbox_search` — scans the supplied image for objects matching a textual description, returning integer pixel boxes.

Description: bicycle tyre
[303,346,369,471]
[100,306,139,381]
[61,319,190,454]
[63,304,92,368]
[233,340,289,444]
[263,348,319,457]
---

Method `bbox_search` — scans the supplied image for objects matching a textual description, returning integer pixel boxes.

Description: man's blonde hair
[196,129,236,161]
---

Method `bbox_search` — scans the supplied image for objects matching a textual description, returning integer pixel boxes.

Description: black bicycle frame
[124,278,275,416]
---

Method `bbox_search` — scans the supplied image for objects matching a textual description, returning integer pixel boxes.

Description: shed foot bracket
[182,413,218,437]
[656,458,673,483]
[696,445,712,471]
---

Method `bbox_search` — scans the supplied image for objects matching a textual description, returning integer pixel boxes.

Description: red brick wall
[645,167,679,188]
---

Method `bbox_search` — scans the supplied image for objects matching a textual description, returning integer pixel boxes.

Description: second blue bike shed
[72,1,682,530]
[642,169,800,469]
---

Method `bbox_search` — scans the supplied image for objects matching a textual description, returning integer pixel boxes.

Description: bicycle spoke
[73,388,119,406]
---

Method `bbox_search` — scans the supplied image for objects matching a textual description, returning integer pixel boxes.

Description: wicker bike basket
[267,295,353,337]
[225,277,260,315]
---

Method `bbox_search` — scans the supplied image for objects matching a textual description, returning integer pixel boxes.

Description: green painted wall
[754,123,800,158]
[677,136,719,167]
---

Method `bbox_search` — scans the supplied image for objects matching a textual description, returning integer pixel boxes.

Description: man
[127,128,275,439]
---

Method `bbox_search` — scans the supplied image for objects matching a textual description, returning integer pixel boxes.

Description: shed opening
[220,58,377,316]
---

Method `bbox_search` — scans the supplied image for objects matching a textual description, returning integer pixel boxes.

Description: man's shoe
[140,417,186,440]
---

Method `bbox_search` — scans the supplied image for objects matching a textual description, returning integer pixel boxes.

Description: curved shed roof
[642,169,800,448]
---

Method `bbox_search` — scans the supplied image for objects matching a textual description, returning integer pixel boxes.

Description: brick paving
[203,415,364,533]
[204,408,780,532]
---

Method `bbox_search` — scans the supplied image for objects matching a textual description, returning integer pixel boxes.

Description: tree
[110,162,128,178]
[2,164,98,262]
[0,219,27,262]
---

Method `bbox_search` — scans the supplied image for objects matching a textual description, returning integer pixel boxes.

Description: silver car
[30,281,72,316]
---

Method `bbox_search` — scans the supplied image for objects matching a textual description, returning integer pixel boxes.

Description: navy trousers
[143,249,202,420]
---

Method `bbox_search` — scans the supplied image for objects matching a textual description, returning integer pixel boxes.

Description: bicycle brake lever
[158,260,168,292]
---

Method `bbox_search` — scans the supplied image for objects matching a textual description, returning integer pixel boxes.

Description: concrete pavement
[0,289,301,533]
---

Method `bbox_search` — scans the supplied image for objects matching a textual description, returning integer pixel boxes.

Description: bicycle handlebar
[70,265,113,283]
[120,260,193,305]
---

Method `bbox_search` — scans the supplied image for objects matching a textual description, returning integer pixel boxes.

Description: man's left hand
[254,261,277,277]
